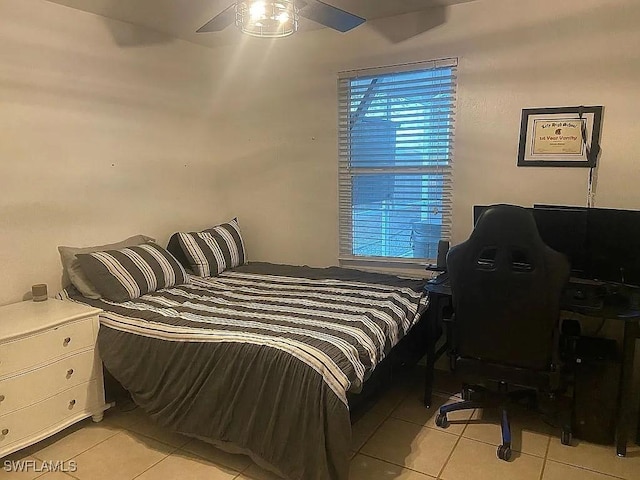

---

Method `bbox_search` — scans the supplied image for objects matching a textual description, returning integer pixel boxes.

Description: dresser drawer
[0,318,96,377]
[0,380,102,451]
[0,349,99,416]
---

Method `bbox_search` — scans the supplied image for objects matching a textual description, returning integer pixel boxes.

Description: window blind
[338,59,457,265]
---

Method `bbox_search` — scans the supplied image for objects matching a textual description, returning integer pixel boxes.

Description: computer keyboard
[563,283,604,310]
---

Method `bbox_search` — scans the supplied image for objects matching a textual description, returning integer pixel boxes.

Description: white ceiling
[45,0,477,47]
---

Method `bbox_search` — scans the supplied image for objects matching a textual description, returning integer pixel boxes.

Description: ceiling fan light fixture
[236,0,298,38]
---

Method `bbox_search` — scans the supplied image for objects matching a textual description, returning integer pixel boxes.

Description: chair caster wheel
[561,428,572,446]
[497,445,512,461]
[435,412,449,428]
[462,387,472,401]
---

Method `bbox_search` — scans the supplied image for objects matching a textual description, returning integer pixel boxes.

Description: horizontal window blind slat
[340,150,454,155]
[346,90,456,102]
[346,71,457,84]
[344,129,454,136]
[342,87,457,99]
[338,168,452,175]
[343,81,455,94]
[346,84,457,95]
[338,58,457,79]
[347,78,457,90]
[348,114,455,122]
[339,162,453,169]
[340,139,454,145]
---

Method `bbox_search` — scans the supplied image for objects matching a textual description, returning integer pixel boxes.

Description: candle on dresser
[31,284,48,302]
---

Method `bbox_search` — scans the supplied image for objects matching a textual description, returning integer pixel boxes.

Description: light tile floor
[1,367,638,480]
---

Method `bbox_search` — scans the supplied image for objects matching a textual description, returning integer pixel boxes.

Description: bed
[57,230,428,480]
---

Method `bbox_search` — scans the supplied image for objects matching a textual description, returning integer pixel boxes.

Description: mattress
[62,262,428,480]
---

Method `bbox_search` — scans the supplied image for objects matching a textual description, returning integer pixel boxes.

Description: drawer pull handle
[69,399,76,409]
[66,369,74,378]
[0,395,4,402]
[1,429,8,436]
[63,337,71,346]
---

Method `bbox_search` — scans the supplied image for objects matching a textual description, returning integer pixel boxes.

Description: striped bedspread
[65,263,427,480]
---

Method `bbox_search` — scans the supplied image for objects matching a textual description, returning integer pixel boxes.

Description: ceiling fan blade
[196,4,236,33]
[300,1,365,33]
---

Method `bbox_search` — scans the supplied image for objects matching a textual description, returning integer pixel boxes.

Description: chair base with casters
[435,383,573,462]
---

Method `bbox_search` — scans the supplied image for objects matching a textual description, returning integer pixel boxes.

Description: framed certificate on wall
[517,106,603,167]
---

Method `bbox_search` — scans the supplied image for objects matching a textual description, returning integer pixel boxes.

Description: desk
[423,279,640,457]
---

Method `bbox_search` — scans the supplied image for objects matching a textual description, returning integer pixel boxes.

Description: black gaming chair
[435,204,572,461]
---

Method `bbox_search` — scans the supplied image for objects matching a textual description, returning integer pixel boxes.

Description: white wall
[0,0,237,305]
[1,0,639,306]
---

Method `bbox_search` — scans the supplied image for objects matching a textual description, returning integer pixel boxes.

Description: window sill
[339,258,431,279]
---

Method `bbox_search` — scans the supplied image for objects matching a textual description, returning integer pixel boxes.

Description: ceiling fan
[197,0,366,38]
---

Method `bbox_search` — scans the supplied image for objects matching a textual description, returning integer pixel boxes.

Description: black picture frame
[517,105,603,167]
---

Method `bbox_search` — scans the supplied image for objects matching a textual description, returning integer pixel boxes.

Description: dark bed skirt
[103,309,429,418]
[347,309,428,413]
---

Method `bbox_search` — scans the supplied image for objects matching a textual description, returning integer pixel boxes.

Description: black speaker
[437,240,449,270]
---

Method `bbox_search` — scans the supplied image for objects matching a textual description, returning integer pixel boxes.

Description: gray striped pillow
[177,218,247,277]
[76,243,189,302]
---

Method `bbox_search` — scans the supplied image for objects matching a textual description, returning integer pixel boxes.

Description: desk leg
[424,304,436,408]
[615,321,637,457]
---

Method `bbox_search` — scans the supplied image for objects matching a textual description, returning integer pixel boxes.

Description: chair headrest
[471,204,543,247]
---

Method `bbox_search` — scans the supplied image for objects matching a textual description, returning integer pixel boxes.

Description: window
[338,59,457,267]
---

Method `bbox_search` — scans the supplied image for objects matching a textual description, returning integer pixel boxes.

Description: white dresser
[0,299,109,458]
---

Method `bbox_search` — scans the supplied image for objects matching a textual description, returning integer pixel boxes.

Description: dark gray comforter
[65,263,427,480]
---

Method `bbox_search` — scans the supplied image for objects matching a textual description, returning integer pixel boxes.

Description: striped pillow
[177,218,247,277]
[76,243,189,302]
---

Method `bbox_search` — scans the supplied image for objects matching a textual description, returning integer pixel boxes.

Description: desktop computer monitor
[586,208,640,286]
[474,204,589,277]
[531,207,589,277]
[473,205,488,225]
[535,204,640,286]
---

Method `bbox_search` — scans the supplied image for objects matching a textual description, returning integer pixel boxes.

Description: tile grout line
[239,462,253,473]
[30,425,121,463]
[129,444,181,480]
[30,427,174,480]
[437,434,464,480]
[354,383,469,477]
[175,443,250,475]
[123,432,187,451]
[353,388,412,454]
[354,376,461,468]
[538,436,552,480]
[454,406,554,459]
[389,416,461,440]
[435,408,473,479]
[351,387,437,480]
[357,451,438,479]
[238,456,257,478]
[33,469,81,480]
[450,433,549,459]
[390,410,473,435]
[542,457,628,480]
[545,431,631,480]
[106,414,183,479]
